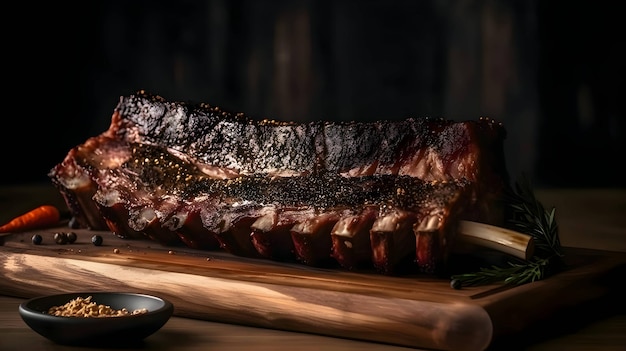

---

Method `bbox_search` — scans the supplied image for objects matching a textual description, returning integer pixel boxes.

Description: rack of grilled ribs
[49,90,510,275]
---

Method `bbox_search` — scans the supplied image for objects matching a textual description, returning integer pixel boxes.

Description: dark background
[2,0,624,188]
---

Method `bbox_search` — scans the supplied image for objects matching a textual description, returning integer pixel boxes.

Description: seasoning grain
[47,296,148,318]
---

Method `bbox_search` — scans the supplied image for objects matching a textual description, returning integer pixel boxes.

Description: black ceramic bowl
[19,292,174,346]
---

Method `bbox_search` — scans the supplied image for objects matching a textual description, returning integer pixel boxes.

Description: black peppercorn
[31,234,43,245]
[54,232,68,245]
[66,232,77,243]
[450,278,462,290]
[91,235,103,246]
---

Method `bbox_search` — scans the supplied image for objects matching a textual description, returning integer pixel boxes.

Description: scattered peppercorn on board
[1,228,624,351]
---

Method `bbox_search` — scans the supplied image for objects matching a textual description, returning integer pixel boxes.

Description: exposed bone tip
[458,220,534,261]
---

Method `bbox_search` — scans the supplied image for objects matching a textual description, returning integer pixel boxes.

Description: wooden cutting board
[1,228,624,351]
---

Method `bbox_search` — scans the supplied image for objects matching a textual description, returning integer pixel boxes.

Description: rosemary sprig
[508,176,563,258]
[451,257,551,287]
[451,175,563,287]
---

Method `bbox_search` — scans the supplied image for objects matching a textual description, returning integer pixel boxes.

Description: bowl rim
[19,291,173,321]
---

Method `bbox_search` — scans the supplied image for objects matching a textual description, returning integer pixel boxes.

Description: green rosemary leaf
[506,175,563,258]
[453,258,550,287]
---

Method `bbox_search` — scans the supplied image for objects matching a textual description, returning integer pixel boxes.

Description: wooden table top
[0,183,625,351]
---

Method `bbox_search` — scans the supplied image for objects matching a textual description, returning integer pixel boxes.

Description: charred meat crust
[109,91,508,183]
[49,91,510,275]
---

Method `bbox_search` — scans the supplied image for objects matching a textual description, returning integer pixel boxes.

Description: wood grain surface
[1,227,624,351]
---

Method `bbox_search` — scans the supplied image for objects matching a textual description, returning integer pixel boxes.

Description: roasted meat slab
[49,91,510,275]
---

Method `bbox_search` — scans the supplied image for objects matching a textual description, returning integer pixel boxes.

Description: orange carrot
[0,205,61,233]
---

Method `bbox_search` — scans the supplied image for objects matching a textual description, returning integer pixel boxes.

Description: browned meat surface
[49,91,510,275]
